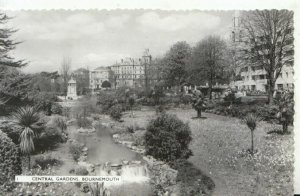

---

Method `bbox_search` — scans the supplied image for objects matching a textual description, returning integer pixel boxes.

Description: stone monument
[66,78,78,100]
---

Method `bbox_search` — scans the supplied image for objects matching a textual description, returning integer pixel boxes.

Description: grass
[121,108,293,196]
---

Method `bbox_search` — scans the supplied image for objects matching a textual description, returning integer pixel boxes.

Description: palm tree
[10,106,41,169]
[242,113,261,155]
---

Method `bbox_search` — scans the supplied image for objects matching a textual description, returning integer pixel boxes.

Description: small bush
[0,121,22,144]
[69,143,82,161]
[109,104,123,121]
[53,116,67,131]
[155,104,166,115]
[51,103,63,115]
[0,130,22,192]
[145,113,193,162]
[76,116,92,128]
[75,166,89,175]
[33,154,62,170]
[126,125,135,133]
[34,126,66,152]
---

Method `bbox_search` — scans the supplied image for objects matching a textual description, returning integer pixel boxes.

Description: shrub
[32,92,59,115]
[69,143,82,161]
[0,121,22,144]
[145,113,193,162]
[180,94,193,105]
[35,126,66,152]
[75,166,89,175]
[53,115,67,132]
[76,116,92,128]
[74,166,89,188]
[155,104,166,115]
[109,104,123,121]
[50,103,63,115]
[0,130,22,192]
[126,125,135,133]
[33,154,62,170]
[97,91,118,114]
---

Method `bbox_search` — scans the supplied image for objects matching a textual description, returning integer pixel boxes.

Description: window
[286,72,289,78]
[279,73,282,78]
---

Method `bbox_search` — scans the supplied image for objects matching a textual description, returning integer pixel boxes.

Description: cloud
[105,14,130,28]
[136,12,221,32]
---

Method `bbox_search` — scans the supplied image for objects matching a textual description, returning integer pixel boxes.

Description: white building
[110,50,152,88]
[89,67,111,91]
[230,11,294,92]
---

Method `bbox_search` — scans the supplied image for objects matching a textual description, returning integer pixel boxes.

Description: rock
[131,160,141,164]
[82,147,88,152]
[111,163,122,167]
[112,134,119,139]
[122,160,129,165]
[78,161,95,173]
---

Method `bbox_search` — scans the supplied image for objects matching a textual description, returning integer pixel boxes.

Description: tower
[67,78,77,100]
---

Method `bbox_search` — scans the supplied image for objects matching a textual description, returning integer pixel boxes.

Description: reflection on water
[73,124,141,164]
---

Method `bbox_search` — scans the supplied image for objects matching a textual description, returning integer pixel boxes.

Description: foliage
[0,130,22,192]
[34,126,67,152]
[75,166,89,175]
[145,113,193,162]
[155,104,166,115]
[150,85,165,105]
[128,97,135,108]
[33,154,62,170]
[89,182,111,196]
[52,115,67,132]
[274,91,294,133]
[96,91,118,114]
[162,41,192,87]
[51,103,63,115]
[32,92,60,115]
[0,120,22,144]
[170,159,215,195]
[0,13,26,68]
[76,116,92,128]
[240,10,293,104]
[69,142,82,161]
[188,35,229,99]
[126,125,135,133]
[242,113,261,154]
[73,68,89,95]
[10,106,42,169]
[109,104,123,121]
[101,80,111,88]
[223,90,241,105]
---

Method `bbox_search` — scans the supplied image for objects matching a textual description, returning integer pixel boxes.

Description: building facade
[230,11,294,92]
[110,50,153,88]
[89,67,111,91]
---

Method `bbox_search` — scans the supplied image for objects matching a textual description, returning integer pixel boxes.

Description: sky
[4,10,234,73]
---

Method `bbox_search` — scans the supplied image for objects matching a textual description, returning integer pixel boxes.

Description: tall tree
[73,68,89,95]
[240,10,294,104]
[0,13,26,68]
[188,35,228,99]
[162,41,191,88]
[60,56,72,95]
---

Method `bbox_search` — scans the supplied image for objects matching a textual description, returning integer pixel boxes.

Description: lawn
[121,108,293,196]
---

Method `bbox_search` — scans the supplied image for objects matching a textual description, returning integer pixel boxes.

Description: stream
[70,124,153,196]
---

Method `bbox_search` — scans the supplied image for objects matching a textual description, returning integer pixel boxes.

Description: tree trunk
[197,109,201,118]
[268,77,275,105]
[282,121,288,133]
[28,155,31,169]
[251,130,254,155]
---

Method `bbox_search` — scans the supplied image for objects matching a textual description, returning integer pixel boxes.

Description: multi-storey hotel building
[230,12,294,92]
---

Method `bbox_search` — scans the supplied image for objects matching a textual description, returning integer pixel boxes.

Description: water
[71,124,153,195]
[72,124,141,164]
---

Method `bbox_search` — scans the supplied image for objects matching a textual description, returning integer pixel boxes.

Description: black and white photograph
[0,1,297,195]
